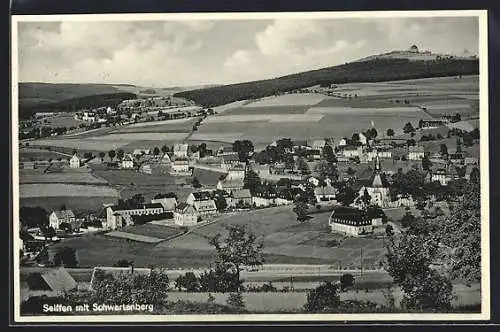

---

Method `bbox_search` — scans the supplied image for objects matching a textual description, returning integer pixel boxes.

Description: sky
[17,16,479,87]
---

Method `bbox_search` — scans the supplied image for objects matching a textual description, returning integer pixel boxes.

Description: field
[19,148,71,162]
[159,207,387,269]
[109,118,197,134]
[20,183,119,198]
[105,231,165,243]
[20,196,118,213]
[19,169,108,185]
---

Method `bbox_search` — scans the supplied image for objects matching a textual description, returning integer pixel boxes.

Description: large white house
[49,209,76,230]
[170,158,191,175]
[193,199,218,215]
[174,203,198,226]
[329,206,383,237]
[69,154,80,169]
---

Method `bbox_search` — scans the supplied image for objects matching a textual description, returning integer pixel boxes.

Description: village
[18,110,480,265]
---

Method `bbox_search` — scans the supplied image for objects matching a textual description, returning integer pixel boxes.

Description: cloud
[17,17,479,86]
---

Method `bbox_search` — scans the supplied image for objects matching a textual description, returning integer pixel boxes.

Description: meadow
[19,148,71,162]
[19,169,108,185]
[109,118,197,134]
[20,183,120,198]
[20,196,118,213]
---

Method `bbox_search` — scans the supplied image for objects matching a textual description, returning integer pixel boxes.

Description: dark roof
[331,206,368,224]
[221,154,240,163]
[27,268,77,292]
[368,172,390,188]
[191,191,213,200]
[143,203,164,209]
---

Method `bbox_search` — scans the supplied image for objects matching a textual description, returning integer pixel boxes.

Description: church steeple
[374,153,381,172]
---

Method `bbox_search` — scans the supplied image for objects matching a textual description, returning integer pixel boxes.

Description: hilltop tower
[409,44,419,53]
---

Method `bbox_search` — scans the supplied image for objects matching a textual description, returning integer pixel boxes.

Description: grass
[119,224,184,239]
[19,169,108,185]
[20,183,119,198]
[105,231,165,243]
[19,148,71,162]
[20,196,118,213]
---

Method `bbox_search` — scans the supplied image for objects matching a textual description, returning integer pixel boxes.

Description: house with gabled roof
[121,153,134,169]
[193,199,217,216]
[314,185,338,203]
[69,153,81,168]
[49,209,76,230]
[173,143,189,158]
[26,268,77,293]
[174,203,198,226]
[186,190,213,205]
[227,189,252,208]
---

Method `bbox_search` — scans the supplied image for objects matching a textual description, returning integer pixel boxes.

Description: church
[355,154,391,208]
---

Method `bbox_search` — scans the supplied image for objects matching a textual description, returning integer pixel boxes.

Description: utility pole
[360,248,364,277]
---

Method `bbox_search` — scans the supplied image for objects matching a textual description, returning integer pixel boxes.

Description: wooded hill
[174,58,479,107]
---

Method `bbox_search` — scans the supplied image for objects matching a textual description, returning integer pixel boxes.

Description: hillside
[174,57,479,107]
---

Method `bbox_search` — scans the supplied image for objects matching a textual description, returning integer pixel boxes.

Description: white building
[105,203,164,230]
[314,186,338,203]
[329,206,383,237]
[170,158,191,175]
[342,146,363,158]
[173,143,189,158]
[358,133,368,145]
[69,154,81,169]
[49,210,76,230]
[338,138,347,147]
[307,176,320,187]
[174,203,198,226]
[121,154,134,169]
[408,146,425,160]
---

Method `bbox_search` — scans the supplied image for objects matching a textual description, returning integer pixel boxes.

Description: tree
[214,195,228,212]
[243,169,261,196]
[232,140,254,162]
[323,145,337,164]
[386,128,395,137]
[385,224,394,237]
[226,292,246,312]
[192,177,202,188]
[470,167,480,185]
[340,273,355,291]
[421,156,432,171]
[315,160,338,180]
[303,281,341,312]
[60,204,67,211]
[153,147,160,156]
[361,188,372,206]
[386,232,453,311]
[346,167,356,177]
[209,224,264,290]
[336,183,357,206]
[117,149,125,160]
[284,153,295,171]
[293,201,309,222]
[403,122,415,134]
[98,151,105,162]
[175,272,200,292]
[462,132,474,147]
[113,259,133,267]
[53,246,78,268]
[161,145,169,154]
[83,152,93,160]
[440,144,448,157]
[456,138,463,153]
[108,150,116,161]
[296,157,310,175]
[91,268,170,307]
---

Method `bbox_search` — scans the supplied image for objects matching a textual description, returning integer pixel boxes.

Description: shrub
[304,281,340,312]
[226,292,245,312]
[175,272,200,292]
[340,274,355,290]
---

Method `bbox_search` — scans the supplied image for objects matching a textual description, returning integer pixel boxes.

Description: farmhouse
[356,155,391,208]
[49,209,76,230]
[342,146,363,158]
[217,176,244,191]
[338,138,347,147]
[69,153,81,169]
[193,199,217,216]
[227,189,252,208]
[170,158,191,175]
[226,164,246,180]
[121,154,134,169]
[408,145,425,160]
[186,190,213,206]
[328,206,384,237]
[308,139,326,151]
[174,203,198,226]
[221,154,242,170]
[314,186,338,203]
[174,143,189,158]
[150,197,177,212]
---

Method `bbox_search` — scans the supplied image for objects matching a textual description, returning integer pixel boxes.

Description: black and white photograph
[11,10,490,322]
